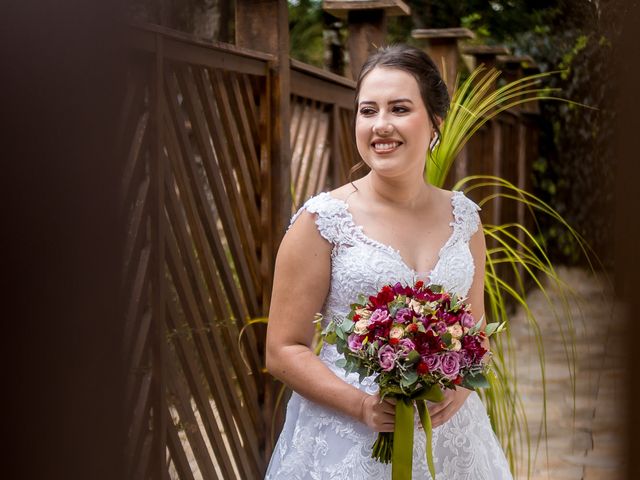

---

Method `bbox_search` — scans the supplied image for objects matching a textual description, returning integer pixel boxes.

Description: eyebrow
[358,98,414,106]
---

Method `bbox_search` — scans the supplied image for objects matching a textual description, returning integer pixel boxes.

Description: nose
[372,112,394,134]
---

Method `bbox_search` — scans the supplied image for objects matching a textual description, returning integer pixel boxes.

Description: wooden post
[411,28,475,97]
[461,45,510,92]
[236,0,291,266]
[236,0,292,467]
[323,0,411,79]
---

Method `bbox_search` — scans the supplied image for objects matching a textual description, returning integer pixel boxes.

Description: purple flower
[434,321,448,334]
[397,338,416,357]
[347,333,365,351]
[440,351,461,379]
[423,354,441,372]
[370,309,391,327]
[378,344,397,372]
[460,312,476,329]
[395,307,413,324]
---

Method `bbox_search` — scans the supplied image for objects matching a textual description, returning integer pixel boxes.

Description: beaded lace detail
[266,191,513,480]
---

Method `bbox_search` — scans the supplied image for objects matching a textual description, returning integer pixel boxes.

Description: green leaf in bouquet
[340,319,354,333]
[335,358,347,368]
[484,321,505,337]
[400,370,419,388]
[406,350,421,365]
[462,372,490,390]
[441,332,452,347]
[430,284,443,293]
[417,322,426,333]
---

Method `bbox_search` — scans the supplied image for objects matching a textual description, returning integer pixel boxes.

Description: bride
[264,44,513,479]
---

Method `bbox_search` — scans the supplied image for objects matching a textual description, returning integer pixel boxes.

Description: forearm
[267,344,368,421]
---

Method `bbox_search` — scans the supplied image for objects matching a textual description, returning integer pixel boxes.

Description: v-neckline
[326,191,460,279]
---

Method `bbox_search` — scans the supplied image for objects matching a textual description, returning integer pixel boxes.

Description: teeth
[373,142,400,150]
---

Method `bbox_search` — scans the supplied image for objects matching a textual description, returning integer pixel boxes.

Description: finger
[427,400,451,416]
[431,401,459,427]
[384,397,397,405]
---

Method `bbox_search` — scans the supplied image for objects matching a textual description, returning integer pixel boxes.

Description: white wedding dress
[265,191,513,479]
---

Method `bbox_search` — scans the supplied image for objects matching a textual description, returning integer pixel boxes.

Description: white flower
[354,318,370,335]
[389,326,404,339]
[450,338,462,351]
[355,308,372,320]
[447,324,463,339]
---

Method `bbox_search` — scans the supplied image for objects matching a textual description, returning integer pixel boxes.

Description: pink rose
[378,344,397,372]
[423,354,441,372]
[460,312,476,328]
[370,309,391,327]
[397,338,416,358]
[347,333,365,351]
[440,351,461,379]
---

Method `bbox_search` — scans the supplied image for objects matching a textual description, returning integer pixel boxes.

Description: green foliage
[288,0,326,67]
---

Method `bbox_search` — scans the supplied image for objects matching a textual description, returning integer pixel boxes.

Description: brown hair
[349,44,450,182]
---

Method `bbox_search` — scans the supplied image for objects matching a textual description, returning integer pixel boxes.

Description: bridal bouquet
[322,280,504,480]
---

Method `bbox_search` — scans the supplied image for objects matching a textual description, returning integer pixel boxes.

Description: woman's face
[355,66,433,180]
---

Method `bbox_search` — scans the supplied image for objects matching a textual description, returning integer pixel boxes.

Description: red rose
[353,314,361,322]
[389,337,400,346]
[453,375,463,385]
[414,280,424,289]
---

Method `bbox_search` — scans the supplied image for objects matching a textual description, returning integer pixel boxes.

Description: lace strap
[288,192,354,245]
[451,191,482,243]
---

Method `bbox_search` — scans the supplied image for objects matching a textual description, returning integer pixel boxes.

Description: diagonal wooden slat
[166,418,197,480]
[294,101,322,206]
[182,66,261,292]
[166,65,261,313]
[162,112,263,382]
[165,350,219,480]
[163,168,261,424]
[228,72,262,193]
[305,115,330,198]
[163,217,262,478]
[163,68,259,316]
[208,67,261,236]
[166,296,238,478]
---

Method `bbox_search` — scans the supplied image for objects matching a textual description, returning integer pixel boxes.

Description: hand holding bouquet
[322,280,504,480]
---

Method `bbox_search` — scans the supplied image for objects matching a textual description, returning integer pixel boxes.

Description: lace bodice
[289,190,481,326]
[265,190,513,479]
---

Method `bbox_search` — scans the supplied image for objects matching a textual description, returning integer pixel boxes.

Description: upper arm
[467,219,487,327]
[266,210,332,357]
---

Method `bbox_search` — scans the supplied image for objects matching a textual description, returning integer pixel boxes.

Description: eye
[359,107,376,115]
[392,105,409,114]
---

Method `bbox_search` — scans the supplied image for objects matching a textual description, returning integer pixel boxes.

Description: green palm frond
[427,66,595,188]
[425,65,601,478]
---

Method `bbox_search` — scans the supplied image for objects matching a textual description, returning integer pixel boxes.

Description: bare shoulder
[327,181,359,202]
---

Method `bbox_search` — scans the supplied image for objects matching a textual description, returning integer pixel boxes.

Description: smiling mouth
[372,141,402,153]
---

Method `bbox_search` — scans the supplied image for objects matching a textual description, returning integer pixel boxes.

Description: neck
[362,171,431,208]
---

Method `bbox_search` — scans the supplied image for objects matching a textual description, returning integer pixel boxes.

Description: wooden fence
[120,22,358,480]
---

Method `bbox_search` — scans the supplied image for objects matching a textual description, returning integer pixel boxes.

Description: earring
[429,133,440,150]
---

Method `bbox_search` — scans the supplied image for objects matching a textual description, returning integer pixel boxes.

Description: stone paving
[508,267,627,479]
